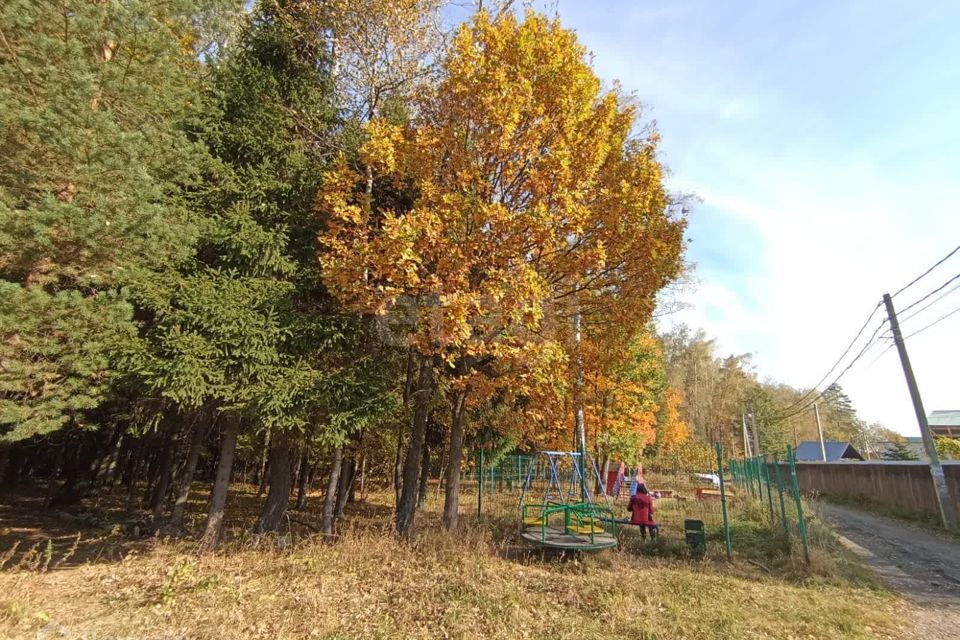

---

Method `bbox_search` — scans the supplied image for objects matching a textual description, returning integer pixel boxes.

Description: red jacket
[628,493,655,526]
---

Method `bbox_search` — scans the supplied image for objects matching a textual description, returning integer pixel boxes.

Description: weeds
[1,534,84,575]
[0,487,907,640]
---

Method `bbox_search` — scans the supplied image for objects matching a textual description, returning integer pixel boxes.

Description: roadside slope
[822,502,960,639]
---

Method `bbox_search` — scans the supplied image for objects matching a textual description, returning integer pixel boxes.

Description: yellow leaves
[659,387,690,452]
[317,8,686,453]
[360,121,406,173]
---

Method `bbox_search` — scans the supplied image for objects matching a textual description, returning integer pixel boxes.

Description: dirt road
[822,503,960,639]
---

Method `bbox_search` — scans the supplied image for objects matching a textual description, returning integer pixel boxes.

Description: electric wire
[760,248,960,425]
[892,243,960,298]
[898,279,960,325]
[898,270,960,316]
[772,302,883,416]
[774,317,889,422]
[903,304,960,340]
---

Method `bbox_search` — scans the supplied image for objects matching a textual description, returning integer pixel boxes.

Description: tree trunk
[124,437,146,512]
[255,435,294,534]
[359,455,366,502]
[97,430,125,489]
[416,439,430,510]
[169,415,209,528]
[334,456,354,518]
[394,348,416,506]
[199,417,239,552]
[256,430,271,498]
[86,427,119,489]
[150,419,180,519]
[321,446,343,535]
[295,450,310,510]
[142,441,163,507]
[43,446,65,510]
[348,462,358,504]
[442,388,469,531]
[396,355,433,536]
[393,423,404,508]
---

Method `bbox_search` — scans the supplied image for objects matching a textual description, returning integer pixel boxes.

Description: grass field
[0,485,909,640]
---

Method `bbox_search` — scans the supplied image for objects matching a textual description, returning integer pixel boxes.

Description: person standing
[629,463,646,496]
[627,483,658,539]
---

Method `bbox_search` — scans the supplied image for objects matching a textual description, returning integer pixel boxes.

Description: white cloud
[548,0,960,434]
[669,160,960,434]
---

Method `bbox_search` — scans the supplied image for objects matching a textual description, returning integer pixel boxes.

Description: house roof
[795,440,863,461]
[929,410,960,426]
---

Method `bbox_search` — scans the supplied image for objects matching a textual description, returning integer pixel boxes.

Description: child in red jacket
[627,484,659,539]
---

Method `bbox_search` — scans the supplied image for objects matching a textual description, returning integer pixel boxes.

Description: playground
[456,445,816,567]
[0,477,904,640]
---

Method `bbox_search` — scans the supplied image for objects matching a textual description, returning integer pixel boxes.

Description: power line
[764,250,960,427]
[781,299,960,427]
[773,302,882,416]
[899,270,960,316]
[774,317,888,422]
[863,336,895,369]
[903,303,960,340]
[892,243,960,298]
[898,279,960,325]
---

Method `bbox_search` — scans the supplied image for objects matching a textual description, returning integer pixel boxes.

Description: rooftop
[928,410,960,426]
[795,440,863,462]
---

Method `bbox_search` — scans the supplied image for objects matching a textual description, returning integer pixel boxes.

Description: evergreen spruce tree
[123,1,398,544]
[0,0,238,443]
[882,441,918,461]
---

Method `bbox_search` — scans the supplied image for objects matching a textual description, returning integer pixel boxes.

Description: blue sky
[507,1,960,433]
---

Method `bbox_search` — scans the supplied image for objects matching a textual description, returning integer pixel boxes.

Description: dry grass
[0,487,909,640]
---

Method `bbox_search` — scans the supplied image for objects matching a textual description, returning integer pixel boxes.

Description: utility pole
[742,413,752,457]
[573,309,588,502]
[814,403,827,461]
[882,293,957,531]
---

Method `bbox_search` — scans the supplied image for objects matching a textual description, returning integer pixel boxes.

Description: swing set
[517,450,619,551]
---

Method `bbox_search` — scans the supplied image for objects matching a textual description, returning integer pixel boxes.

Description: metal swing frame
[517,451,618,551]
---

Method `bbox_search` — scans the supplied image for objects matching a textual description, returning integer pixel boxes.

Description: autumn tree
[660,325,753,450]
[320,10,685,534]
[583,330,664,466]
[658,388,690,452]
[0,0,239,445]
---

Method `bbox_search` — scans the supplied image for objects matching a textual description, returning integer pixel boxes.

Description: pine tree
[0,0,238,443]
[882,441,918,461]
[119,1,400,545]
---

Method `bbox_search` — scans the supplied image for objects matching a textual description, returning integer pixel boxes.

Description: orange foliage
[319,11,685,440]
[659,387,690,451]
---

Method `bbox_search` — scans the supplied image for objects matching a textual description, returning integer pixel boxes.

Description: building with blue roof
[794,440,864,462]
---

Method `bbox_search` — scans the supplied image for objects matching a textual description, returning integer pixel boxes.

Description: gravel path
[822,503,960,639]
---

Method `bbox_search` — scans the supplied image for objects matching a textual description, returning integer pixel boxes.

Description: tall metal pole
[715,443,732,561]
[742,412,751,457]
[573,309,588,503]
[814,403,827,461]
[882,293,957,531]
[477,448,484,520]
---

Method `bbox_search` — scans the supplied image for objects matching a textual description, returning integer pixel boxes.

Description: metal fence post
[773,457,790,543]
[489,461,494,496]
[477,448,484,520]
[787,445,810,563]
[754,457,763,499]
[716,443,733,561]
[762,457,775,525]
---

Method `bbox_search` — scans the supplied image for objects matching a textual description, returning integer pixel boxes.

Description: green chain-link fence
[728,445,811,563]
[454,446,811,563]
